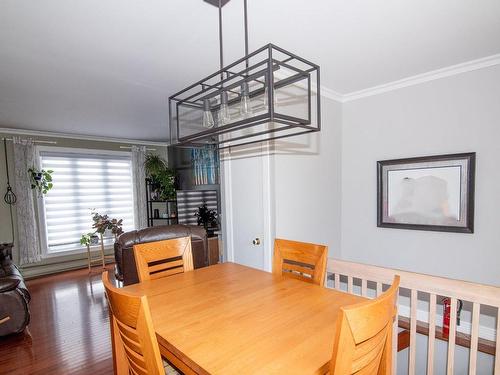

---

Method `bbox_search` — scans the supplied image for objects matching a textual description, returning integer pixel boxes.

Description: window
[39,148,135,255]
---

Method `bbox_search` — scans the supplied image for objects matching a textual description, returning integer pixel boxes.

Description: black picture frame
[377,152,475,233]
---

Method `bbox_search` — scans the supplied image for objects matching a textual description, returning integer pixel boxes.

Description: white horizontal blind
[39,151,135,254]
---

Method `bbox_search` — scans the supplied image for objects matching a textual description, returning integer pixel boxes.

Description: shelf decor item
[168,0,321,150]
[28,166,53,196]
[377,152,475,233]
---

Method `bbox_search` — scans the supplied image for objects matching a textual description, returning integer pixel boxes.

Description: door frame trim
[220,145,275,271]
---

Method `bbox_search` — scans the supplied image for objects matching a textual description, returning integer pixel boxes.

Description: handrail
[327,258,500,307]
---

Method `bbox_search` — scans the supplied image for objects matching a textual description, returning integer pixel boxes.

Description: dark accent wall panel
[176,190,218,226]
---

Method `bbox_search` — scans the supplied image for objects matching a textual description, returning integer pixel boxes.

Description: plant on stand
[28,167,54,196]
[91,211,124,269]
[80,232,95,273]
[144,154,176,201]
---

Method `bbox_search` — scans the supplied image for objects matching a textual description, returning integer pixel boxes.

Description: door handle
[252,238,261,246]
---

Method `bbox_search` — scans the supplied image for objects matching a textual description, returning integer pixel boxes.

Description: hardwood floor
[0,265,116,375]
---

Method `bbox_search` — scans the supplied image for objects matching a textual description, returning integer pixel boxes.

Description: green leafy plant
[144,154,167,177]
[144,154,176,200]
[28,167,53,196]
[80,232,95,247]
[194,203,218,230]
[91,211,124,237]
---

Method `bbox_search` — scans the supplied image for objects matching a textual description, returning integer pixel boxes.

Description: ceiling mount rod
[244,0,249,68]
[218,0,224,79]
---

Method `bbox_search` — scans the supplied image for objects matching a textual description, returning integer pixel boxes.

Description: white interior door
[221,146,274,271]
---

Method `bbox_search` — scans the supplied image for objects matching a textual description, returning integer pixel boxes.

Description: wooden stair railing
[326,258,500,375]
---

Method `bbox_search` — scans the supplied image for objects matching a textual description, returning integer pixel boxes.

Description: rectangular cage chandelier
[169,2,321,150]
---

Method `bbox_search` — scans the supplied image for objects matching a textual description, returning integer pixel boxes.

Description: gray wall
[341,65,500,286]
[273,97,343,258]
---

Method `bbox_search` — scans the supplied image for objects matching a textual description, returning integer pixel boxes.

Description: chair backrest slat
[102,272,164,375]
[134,237,193,282]
[273,238,328,286]
[330,275,400,375]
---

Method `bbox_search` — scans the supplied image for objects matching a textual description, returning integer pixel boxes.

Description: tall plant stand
[85,234,114,273]
[85,243,105,273]
[99,233,115,269]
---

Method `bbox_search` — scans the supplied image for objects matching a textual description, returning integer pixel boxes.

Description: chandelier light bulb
[263,78,278,111]
[239,82,253,119]
[202,99,215,129]
[218,91,231,126]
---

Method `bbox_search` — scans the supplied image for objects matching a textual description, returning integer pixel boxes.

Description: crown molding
[340,53,500,102]
[0,127,168,147]
[319,86,344,103]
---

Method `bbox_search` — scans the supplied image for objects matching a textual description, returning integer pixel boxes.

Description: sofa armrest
[0,278,20,293]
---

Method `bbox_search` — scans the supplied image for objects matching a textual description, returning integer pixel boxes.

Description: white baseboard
[21,252,115,279]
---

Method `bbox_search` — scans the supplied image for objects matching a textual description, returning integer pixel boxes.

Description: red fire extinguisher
[442,298,463,338]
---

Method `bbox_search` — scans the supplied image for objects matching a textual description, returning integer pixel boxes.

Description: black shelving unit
[146,180,178,227]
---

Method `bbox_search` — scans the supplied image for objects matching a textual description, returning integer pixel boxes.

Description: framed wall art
[377,153,475,233]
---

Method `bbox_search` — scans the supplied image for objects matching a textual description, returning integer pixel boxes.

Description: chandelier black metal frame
[169,0,321,149]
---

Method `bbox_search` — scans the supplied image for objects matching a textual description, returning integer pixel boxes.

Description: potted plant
[91,211,124,269]
[194,203,218,236]
[28,167,54,196]
[144,154,176,201]
[91,211,124,239]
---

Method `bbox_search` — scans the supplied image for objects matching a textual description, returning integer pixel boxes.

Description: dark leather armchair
[114,224,208,286]
[0,250,31,337]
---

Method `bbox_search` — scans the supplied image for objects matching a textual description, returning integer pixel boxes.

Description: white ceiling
[0,0,499,142]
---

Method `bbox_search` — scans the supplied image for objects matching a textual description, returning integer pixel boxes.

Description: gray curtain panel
[131,146,147,229]
[12,137,42,265]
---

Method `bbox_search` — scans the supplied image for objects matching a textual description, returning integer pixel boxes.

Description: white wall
[341,65,500,286]
[273,97,343,258]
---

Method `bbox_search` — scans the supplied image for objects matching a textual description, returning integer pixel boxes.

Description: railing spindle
[427,293,436,375]
[495,307,500,375]
[361,279,367,297]
[376,282,382,296]
[334,273,340,290]
[469,302,480,375]
[392,291,399,374]
[347,275,353,294]
[447,298,458,375]
[409,289,418,375]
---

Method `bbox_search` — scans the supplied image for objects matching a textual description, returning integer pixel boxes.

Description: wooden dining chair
[273,238,328,286]
[133,237,193,282]
[330,276,400,375]
[102,271,165,375]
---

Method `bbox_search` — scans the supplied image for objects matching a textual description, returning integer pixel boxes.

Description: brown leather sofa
[0,245,31,337]
[114,225,208,285]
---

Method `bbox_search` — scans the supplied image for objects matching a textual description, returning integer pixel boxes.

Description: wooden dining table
[121,262,365,375]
